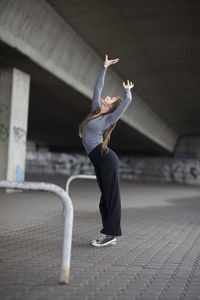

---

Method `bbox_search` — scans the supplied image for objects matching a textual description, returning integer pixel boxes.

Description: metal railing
[0,181,73,285]
[64,174,96,216]
[0,175,97,285]
[66,174,96,194]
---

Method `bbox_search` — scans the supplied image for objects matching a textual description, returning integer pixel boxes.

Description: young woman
[79,55,134,247]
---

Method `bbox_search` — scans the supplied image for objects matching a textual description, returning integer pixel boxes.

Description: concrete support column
[174,136,200,160]
[0,68,30,181]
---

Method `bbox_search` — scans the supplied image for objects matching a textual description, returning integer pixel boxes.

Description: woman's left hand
[123,80,134,89]
[104,54,119,68]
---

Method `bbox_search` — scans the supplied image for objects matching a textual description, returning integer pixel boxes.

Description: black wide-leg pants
[88,143,122,236]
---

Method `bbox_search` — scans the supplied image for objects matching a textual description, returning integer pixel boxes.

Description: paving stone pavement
[1,174,200,300]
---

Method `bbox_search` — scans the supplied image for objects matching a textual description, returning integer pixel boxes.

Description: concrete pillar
[174,136,200,160]
[0,68,30,181]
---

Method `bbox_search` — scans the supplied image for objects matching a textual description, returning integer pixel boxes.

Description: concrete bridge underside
[0,0,199,154]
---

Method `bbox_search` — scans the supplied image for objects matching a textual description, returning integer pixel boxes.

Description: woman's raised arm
[91,55,119,111]
[107,80,134,125]
[91,66,107,111]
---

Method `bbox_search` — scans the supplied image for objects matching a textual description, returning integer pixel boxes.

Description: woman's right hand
[104,54,119,68]
[123,80,134,89]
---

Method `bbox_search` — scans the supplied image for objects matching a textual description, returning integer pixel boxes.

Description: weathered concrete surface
[0,0,178,152]
[0,67,30,181]
[47,0,200,137]
[175,136,200,160]
[25,140,200,186]
[1,176,200,299]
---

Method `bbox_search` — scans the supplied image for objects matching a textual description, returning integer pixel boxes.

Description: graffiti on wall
[25,140,200,186]
[0,123,9,142]
[162,160,200,184]
[178,151,197,159]
[16,165,24,182]
[13,126,26,145]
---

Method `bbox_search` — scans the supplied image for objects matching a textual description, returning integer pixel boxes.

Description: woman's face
[101,96,118,110]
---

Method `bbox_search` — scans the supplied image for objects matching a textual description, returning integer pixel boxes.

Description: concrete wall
[25,140,200,185]
[175,136,200,160]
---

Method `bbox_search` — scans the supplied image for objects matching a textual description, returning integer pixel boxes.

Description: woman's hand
[104,54,119,68]
[123,80,134,89]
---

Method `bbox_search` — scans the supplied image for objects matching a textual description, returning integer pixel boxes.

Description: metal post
[0,181,73,285]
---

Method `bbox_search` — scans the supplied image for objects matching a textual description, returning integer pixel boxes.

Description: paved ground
[1,173,200,300]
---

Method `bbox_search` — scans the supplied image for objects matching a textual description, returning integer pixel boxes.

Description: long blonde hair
[79,96,122,153]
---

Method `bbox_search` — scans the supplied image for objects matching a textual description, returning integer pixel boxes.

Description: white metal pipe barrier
[64,175,96,216]
[0,181,73,285]
[66,174,96,194]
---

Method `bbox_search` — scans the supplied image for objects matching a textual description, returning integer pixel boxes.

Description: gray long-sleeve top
[82,66,132,155]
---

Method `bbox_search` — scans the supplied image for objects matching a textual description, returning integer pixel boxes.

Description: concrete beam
[0,0,178,152]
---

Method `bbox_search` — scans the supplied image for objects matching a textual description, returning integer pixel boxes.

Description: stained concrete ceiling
[0,40,164,155]
[47,0,200,135]
[1,0,200,155]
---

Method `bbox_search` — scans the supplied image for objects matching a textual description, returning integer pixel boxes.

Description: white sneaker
[91,233,116,247]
